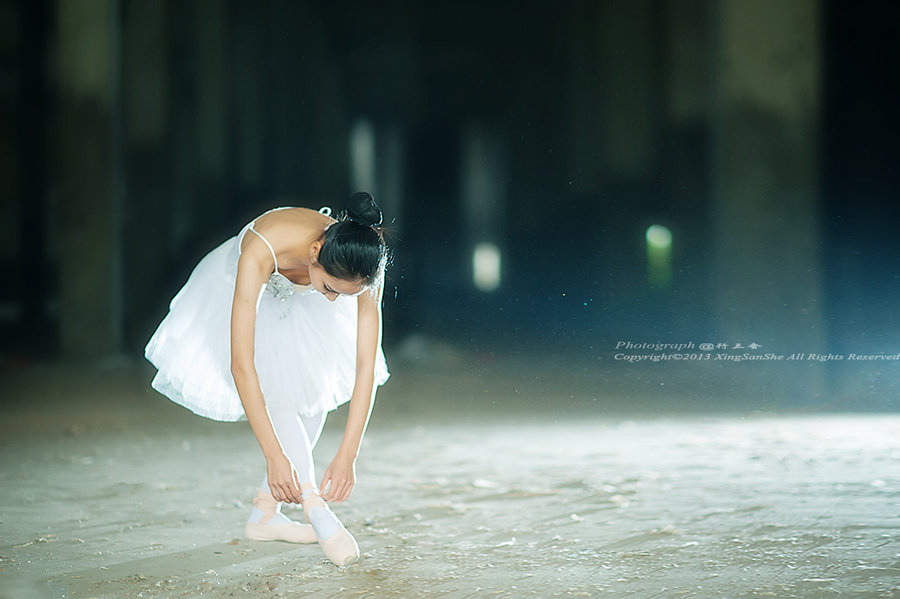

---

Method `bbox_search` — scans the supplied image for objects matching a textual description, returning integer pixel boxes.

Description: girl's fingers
[271,481,301,504]
[318,471,354,502]
[329,481,351,503]
[285,486,300,504]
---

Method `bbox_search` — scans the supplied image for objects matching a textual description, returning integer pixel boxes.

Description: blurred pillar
[122,0,168,348]
[664,0,711,128]
[378,124,405,235]
[166,0,195,252]
[562,0,661,332]
[349,118,376,195]
[565,0,659,189]
[268,0,346,202]
[349,119,405,234]
[232,1,264,191]
[7,0,51,346]
[166,0,229,252]
[661,0,714,336]
[194,0,226,191]
[0,1,18,326]
[711,0,824,396]
[56,0,123,358]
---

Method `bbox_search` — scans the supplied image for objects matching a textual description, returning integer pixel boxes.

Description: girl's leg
[245,409,322,543]
[295,411,359,566]
[290,411,348,533]
[247,408,357,564]
[249,408,321,516]
[300,411,327,449]
[251,414,327,502]
[255,409,326,495]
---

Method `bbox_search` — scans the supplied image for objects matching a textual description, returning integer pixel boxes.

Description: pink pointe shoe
[245,489,317,543]
[303,491,360,567]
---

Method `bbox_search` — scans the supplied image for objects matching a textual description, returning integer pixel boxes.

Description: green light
[646,225,672,249]
[646,225,672,288]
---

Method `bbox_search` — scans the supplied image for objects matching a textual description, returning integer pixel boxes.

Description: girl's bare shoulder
[256,207,333,232]
[246,207,334,267]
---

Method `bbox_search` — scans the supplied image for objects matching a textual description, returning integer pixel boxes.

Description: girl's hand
[320,453,356,503]
[266,453,302,504]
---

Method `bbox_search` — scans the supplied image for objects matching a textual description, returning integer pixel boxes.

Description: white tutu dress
[144,208,390,422]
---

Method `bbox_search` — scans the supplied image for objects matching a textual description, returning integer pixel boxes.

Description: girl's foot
[301,489,359,567]
[245,489,317,543]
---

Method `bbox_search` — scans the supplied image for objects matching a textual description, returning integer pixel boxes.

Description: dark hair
[318,192,388,288]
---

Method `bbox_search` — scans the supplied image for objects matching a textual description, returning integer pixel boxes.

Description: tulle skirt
[144,222,389,422]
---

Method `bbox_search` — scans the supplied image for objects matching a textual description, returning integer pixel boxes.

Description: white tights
[247,408,327,525]
[264,407,327,489]
[246,406,358,563]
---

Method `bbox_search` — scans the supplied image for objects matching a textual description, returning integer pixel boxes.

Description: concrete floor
[1,359,899,598]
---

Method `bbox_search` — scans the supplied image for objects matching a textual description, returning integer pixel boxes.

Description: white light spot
[473,242,501,292]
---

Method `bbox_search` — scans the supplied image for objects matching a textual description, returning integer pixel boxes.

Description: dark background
[1,0,898,408]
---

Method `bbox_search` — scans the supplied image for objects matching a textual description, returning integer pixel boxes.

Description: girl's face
[308,261,365,301]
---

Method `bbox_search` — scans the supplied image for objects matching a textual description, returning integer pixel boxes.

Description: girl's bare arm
[320,282,383,502]
[230,240,302,504]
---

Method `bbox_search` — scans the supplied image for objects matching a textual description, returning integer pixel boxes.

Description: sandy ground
[1,358,899,598]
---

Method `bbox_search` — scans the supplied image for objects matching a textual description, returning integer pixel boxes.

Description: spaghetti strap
[248,225,279,271]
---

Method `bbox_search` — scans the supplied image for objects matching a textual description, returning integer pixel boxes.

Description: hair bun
[346,192,383,227]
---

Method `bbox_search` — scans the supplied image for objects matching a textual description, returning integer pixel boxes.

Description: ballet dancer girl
[145,192,390,567]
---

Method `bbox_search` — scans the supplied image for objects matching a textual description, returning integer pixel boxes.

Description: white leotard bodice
[246,222,315,300]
